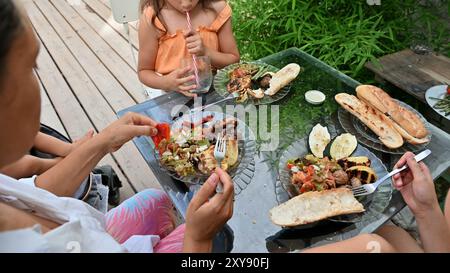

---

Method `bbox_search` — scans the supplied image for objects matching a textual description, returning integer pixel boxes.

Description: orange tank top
[143,4,232,75]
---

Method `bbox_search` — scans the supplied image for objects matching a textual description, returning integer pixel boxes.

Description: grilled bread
[356,85,428,139]
[265,63,301,96]
[269,188,365,226]
[335,93,404,149]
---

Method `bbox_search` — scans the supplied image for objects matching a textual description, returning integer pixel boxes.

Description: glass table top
[118,47,450,253]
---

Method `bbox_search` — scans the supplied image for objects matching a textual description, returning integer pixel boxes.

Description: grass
[229,0,450,82]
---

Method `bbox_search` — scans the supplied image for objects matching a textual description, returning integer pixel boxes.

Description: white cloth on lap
[0,174,158,253]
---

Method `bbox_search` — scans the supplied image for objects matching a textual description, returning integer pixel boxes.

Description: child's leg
[302,234,397,253]
[105,189,176,244]
[153,224,186,253]
[375,225,423,253]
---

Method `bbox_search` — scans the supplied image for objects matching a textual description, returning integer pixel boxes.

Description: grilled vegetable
[346,166,377,184]
[330,133,357,160]
[337,156,371,170]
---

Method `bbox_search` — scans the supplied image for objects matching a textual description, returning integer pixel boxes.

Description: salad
[287,155,377,194]
[153,117,239,177]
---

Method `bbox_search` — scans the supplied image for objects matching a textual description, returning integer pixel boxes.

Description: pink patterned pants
[105,189,185,253]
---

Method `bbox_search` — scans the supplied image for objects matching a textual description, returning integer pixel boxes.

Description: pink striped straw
[186,11,201,88]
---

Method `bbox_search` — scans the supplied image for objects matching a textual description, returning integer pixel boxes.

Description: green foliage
[230,0,450,80]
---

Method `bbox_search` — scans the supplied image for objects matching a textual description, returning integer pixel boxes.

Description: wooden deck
[22,0,159,201]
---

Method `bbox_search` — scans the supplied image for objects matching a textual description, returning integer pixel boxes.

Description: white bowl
[305,90,326,105]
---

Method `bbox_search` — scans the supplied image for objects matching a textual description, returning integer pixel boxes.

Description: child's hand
[164,67,197,97]
[392,152,439,219]
[184,30,206,56]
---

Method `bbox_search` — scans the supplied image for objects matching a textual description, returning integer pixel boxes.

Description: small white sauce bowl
[305,90,326,105]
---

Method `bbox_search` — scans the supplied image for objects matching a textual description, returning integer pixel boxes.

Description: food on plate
[225,63,301,103]
[151,123,171,153]
[430,89,450,116]
[265,63,301,96]
[330,133,357,160]
[356,85,430,144]
[345,165,377,184]
[335,93,404,149]
[337,156,370,169]
[269,188,364,226]
[286,154,377,194]
[197,139,239,174]
[308,124,331,158]
[157,117,240,177]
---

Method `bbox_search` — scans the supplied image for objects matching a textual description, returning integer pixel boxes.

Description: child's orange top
[143,3,232,75]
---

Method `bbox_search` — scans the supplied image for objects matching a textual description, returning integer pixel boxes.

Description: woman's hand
[97,113,158,153]
[392,152,439,218]
[183,168,234,253]
[163,66,197,97]
[184,30,206,56]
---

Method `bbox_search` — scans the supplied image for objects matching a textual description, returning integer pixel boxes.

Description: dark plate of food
[213,62,301,105]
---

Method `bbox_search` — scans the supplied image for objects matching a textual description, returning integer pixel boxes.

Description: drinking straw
[186,11,201,88]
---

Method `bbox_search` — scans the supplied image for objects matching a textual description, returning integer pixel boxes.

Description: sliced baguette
[391,122,430,145]
[356,85,428,139]
[269,188,364,227]
[335,93,404,149]
[265,63,301,96]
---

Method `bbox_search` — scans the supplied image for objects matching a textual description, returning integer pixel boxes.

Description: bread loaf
[356,85,428,139]
[335,93,404,149]
[265,63,301,96]
[269,188,364,227]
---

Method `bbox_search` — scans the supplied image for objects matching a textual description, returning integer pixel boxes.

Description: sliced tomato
[151,123,171,153]
[447,85,450,95]
[287,163,295,170]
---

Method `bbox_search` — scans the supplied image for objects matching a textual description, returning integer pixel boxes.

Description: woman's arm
[415,206,450,252]
[34,134,109,197]
[392,152,450,252]
[34,113,157,197]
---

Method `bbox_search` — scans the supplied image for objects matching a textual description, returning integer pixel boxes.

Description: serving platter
[213,61,293,105]
[338,99,432,154]
[277,136,392,225]
[155,111,257,187]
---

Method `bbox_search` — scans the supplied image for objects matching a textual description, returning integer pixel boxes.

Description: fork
[214,134,227,193]
[190,93,239,113]
[352,149,432,197]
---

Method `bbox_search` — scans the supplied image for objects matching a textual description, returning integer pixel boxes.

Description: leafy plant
[230,0,450,81]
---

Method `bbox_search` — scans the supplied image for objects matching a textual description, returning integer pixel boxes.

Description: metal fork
[214,134,227,193]
[190,92,239,113]
[352,149,432,197]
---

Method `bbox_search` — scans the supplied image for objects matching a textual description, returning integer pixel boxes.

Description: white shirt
[0,174,159,253]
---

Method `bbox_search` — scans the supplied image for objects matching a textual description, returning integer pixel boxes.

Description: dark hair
[140,0,216,29]
[0,0,23,82]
